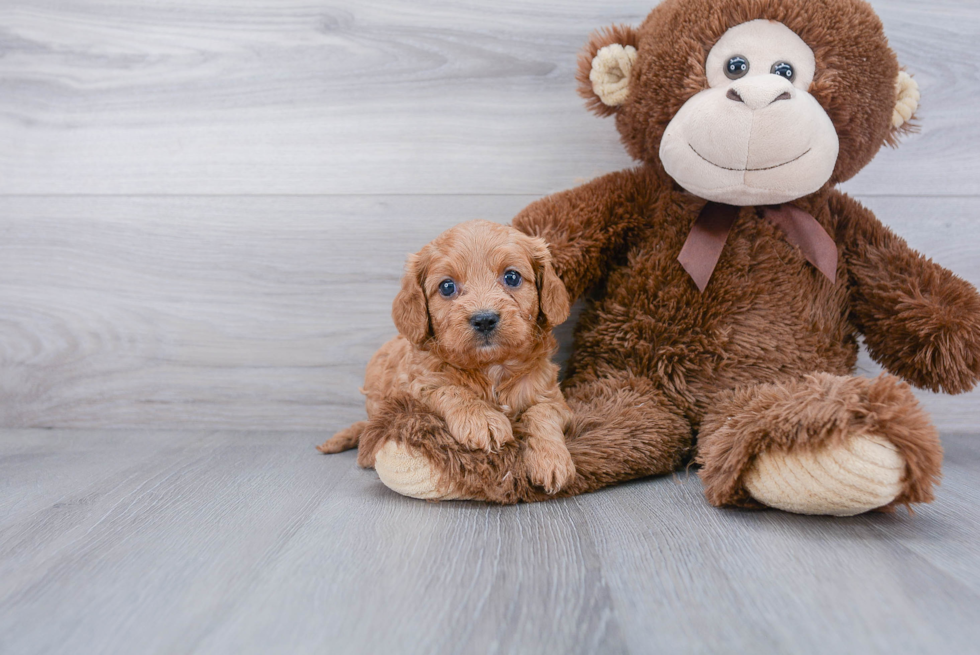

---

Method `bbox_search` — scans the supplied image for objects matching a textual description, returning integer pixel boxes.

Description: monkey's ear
[577,25,639,117]
[528,237,570,327]
[886,70,920,146]
[391,252,431,346]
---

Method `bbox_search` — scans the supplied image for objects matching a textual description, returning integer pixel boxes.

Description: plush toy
[356,0,980,515]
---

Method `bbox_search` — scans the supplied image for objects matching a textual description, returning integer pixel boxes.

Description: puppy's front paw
[446,405,514,452]
[484,410,515,450]
[525,438,576,494]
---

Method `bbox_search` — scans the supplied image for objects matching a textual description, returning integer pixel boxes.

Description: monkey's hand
[837,191,980,394]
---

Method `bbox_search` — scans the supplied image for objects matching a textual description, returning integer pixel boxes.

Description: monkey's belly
[566,258,857,405]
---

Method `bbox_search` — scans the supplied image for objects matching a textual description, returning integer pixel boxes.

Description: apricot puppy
[319,220,575,494]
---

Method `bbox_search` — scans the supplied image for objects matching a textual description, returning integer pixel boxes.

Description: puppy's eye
[438,279,457,297]
[771,61,794,80]
[502,270,522,288]
[725,55,749,79]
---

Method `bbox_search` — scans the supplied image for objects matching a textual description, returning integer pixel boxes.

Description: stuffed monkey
[358,0,980,515]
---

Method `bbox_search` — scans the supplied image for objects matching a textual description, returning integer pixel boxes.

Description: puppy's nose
[470,311,500,335]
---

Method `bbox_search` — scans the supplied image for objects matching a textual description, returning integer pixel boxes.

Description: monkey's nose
[470,311,500,335]
[727,78,795,110]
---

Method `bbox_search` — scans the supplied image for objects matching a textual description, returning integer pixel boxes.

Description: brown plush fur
[577,24,640,118]
[697,373,942,509]
[362,0,978,508]
[321,220,577,494]
[356,372,692,503]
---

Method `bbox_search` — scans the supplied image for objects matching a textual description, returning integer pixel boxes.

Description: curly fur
[321,220,577,494]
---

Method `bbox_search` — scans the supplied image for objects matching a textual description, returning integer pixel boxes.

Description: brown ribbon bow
[677,202,838,292]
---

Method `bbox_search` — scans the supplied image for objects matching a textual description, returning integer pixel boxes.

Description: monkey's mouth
[688,143,812,172]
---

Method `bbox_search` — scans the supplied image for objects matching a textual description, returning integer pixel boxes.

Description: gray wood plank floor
[1,430,979,655]
[2,0,980,653]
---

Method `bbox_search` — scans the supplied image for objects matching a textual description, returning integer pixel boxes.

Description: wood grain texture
[1,194,978,430]
[0,0,977,196]
[1,429,978,654]
[0,194,530,429]
[2,2,978,653]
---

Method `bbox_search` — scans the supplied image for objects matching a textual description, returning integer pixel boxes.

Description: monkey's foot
[373,441,470,501]
[743,432,905,516]
[698,373,942,515]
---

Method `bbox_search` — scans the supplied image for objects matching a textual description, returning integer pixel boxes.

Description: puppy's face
[392,220,569,367]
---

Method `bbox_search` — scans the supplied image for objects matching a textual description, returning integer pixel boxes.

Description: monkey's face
[577,0,919,205]
[659,20,840,206]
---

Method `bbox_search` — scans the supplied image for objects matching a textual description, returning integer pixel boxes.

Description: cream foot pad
[743,433,906,516]
[373,441,469,501]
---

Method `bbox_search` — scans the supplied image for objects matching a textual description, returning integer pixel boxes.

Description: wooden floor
[3,0,980,653]
[1,430,979,654]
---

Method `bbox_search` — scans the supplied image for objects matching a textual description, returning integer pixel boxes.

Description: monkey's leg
[557,373,692,496]
[357,395,523,503]
[697,373,942,515]
[365,374,692,503]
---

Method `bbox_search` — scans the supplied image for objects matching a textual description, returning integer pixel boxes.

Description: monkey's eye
[438,279,457,297]
[771,61,794,80]
[502,270,522,288]
[725,55,749,79]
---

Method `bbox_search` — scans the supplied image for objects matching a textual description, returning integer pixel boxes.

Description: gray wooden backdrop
[1,0,978,432]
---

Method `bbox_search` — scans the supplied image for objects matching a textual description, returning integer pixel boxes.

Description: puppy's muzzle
[470,311,500,335]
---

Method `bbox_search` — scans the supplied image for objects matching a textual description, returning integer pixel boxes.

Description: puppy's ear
[529,237,570,327]
[391,252,430,345]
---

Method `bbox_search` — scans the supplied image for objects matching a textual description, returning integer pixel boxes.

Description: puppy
[318,220,575,493]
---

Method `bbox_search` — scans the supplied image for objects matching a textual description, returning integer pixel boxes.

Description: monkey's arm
[512,167,653,302]
[834,191,980,394]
